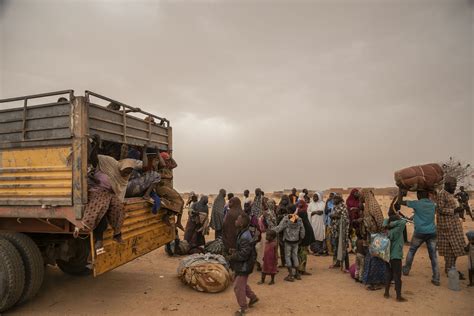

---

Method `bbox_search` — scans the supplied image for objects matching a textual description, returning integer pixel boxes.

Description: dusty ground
[7,195,474,316]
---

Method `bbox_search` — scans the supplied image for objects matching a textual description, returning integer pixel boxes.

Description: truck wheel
[0,239,26,312]
[0,232,44,305]
[56,238,92,276]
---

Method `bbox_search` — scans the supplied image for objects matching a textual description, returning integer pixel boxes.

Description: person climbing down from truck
[81,154,142,250]
[155,151,185,231]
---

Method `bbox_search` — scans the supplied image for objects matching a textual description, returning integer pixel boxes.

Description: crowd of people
[74,134,472,316]
[179,181,473,316]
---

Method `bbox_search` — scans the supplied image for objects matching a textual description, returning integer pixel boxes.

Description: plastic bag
[369,233,390,262]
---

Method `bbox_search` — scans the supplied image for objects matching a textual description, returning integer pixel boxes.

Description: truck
[0,90,176,312]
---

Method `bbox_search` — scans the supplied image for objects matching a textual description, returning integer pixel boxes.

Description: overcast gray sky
[0,0,472,193]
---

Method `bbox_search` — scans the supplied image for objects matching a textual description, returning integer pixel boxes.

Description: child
[355,238,368,283]
[273,213,305,282]
[466,231,474,287]
[383,212,407,302]
[258,230,278,285]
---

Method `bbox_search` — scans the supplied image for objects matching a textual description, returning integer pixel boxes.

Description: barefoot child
[383,211,407,302]
[259,230,278,285]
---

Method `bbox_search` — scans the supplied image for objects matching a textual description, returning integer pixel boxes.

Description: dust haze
[0,0,472,193]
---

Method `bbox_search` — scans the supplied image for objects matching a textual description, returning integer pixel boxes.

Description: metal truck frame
[0,90,175,312]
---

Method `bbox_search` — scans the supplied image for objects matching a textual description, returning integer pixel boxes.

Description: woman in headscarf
[346,188,361,253]
[250,188,264,225]
[222,197,244,252]
[82,154,141,249]
[309,192,326,255]
[210,189,226,239]
[360,188,384,234]
[360,188,386,290]
[346,189,361,232]
[256,198,278,271]
[276,195,295,267]
[324,192,336,256]
[184,195,209,252]
[330,195,350,271]
[296,193,315,276]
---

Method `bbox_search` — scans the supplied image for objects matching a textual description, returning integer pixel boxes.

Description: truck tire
[0,239,26,312]
[56,238,92,276]
[0,232,44,305]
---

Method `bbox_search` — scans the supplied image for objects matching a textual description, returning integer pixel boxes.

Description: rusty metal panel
[92,199,175,276]
[0,146,73,205]
[0,102,72,144]
[87,102,170,150]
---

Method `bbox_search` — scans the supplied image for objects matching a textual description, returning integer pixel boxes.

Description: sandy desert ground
[7,194,474,316]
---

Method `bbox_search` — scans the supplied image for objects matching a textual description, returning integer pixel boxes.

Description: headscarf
[324,192,337,226]
[192,195,209,214]
[346,189,360,210]
[210,189,226,231]
[192,195,210,235]
[222,197,244,250]
[251,194,263,218]
[297,199,308,213]
[309,192,325,212]
[263,199,277,229]
[360,188,384,234]
[97,155,142,201]
[331,201,350,261]
[308,192,326,241]
[297,197,315,246]
[277,195,294,222]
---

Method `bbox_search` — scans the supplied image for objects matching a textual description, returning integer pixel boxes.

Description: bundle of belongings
[166,239,190,256]
[394,163,444,191]
[369,233,391,262]
[204,238,226,255]
[177,253,231,293]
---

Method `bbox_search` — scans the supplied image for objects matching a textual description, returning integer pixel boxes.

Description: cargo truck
[0,90,175,311]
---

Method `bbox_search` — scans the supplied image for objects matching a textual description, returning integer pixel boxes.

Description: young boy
[397,189,440,286]
[228,214,259,316]
[466,231,474,287]
[258,230,278,285]
[273,213,305,282]
[383,211,407,302]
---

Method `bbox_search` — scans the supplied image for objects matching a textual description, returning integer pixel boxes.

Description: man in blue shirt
[397,189,440,286]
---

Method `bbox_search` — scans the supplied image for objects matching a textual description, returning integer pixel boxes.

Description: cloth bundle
[204,238,226,255]
[167,239,190,256]
[369,233,391,262]
[394,163,444,191]
[177,253,231,293]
